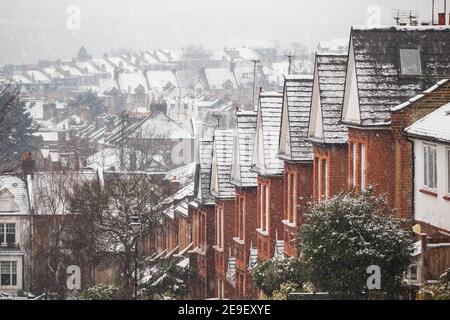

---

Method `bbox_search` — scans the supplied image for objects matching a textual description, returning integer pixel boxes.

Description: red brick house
[210,129,235,299]
[251,91,285,262]
[278,75,314,256]
[308,52,348,202]
[230,110,258,298]
[341,26,450,219]
[188,139,215,299]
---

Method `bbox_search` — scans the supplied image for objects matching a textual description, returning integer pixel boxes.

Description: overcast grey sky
[0,0,435,64]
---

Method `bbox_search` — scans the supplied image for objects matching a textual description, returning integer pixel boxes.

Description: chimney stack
[21,152,35,179]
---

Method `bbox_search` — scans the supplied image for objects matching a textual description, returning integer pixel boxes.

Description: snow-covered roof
[391,79,449,112]
[25,100,45,120]
[231,111,258,188]
[312,53,348,144]
[176,69,200,89]
[118,72,149,94]
[204,68,238,90]
[33,131,59,142]
[347,26,450,126]
[210,129,235,199]
[11,74,32,84]
[317,38,349,54]
[91,59,115,75]
[0,175,30,215]
[108,57,134,71]
[194,139,214,205]
[252,91,284,176]
[133,112,193,139]
[76,61,100,74]
[42,67,63,79]
[146,70,178,91]
[27,70,50,82]
[224,47,260,61]
[59,65,83,77]
[405,102,450,144]
[32,171,99,215]
[279,75,314,161]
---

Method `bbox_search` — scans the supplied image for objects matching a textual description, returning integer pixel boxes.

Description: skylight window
[399,48,422,76]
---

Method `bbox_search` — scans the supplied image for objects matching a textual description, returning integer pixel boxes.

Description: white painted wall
[342,38,361,124]
[414,139,450,231]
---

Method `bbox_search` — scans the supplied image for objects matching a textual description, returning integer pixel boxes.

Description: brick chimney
[21,152,35,178]
[43,103,56,120]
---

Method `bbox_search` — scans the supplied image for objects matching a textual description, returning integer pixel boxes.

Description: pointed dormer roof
[308,53,348,144]
[231,111,258,188]
[210,130,235,199]
[279,75,314,161]
[194,139,214,205]
[252,91,284,176]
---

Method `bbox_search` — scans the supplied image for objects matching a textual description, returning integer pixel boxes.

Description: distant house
[117,72,150,109]
[203,67,239,101]
[0,175,31,296]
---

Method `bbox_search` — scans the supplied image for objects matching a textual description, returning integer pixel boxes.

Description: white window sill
[256,228,269,237]
[212,245,224,253]
[282,219,296,228]
[233,237,244,245]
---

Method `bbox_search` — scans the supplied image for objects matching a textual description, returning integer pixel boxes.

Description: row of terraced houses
[178,25,450,299]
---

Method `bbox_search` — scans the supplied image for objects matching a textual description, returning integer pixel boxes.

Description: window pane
[433,148,437,188]
[361,144,366,191]
[400,48,422,75]
[424,146,428,186]
[0,224,4,244]
[6,224,15,244]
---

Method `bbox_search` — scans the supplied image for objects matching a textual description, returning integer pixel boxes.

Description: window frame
[447,148,450,195]
[398,47,423,77]
[0,261,17,287]
[360,144,366,191]
[423,143,438,190]
[0,223,16,245]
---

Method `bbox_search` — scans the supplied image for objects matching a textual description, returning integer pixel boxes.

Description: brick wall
[214,199,235,299]
[391,81,450,219]
[349,127,395,207]
[347,81,450,220]
[234,187,258,298]
[312,144,348,202]
[256,175,284,262]
[283,162,313,257]
[188,204,215,299]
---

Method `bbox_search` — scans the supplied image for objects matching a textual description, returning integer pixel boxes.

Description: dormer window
[399,48,422,76]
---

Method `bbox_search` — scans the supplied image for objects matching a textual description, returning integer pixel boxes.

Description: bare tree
[32,172,97,298]
[67,173,171,299]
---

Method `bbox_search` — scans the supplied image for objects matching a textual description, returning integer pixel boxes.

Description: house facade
[341,26,450,219]
[189,139,216,299]
[210,129,235,299]
[278,75,314,256]
[230,110,258,298]
[0,175,31,296]
[405,101,450,286]
[251,91,285,262]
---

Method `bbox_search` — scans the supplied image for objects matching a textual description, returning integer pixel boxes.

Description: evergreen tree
[0,85,38,173]
[74,91,106,118]
[296,189,414,299]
